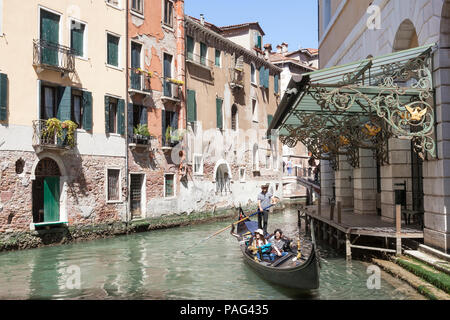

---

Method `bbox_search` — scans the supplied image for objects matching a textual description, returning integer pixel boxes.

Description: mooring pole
[396,204,402,255]
[337,201,342,224]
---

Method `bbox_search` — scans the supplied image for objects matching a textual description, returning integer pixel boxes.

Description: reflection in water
[0,209,424,300]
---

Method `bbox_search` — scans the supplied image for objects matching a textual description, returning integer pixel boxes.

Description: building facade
[317,0,450,253]
[183,16,284,210]
[0,0,128,232]
[126,0,187,219]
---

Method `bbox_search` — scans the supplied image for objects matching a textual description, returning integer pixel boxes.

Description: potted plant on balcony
[43,118,63,142]
[62,120,78,148]
[133,124,151,145]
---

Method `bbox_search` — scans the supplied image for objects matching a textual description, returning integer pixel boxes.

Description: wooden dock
[301,203,424,260]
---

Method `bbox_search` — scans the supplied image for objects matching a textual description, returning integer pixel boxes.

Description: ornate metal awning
[269,44,437,170]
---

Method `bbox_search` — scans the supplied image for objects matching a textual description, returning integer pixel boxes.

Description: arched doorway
[32,158,61,223]
[214,161,231,194]
[393,20,424,213]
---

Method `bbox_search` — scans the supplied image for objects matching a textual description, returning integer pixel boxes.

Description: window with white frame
[107,33,120,67]
[251,63,256,84]
[164,174,175,197]
[131,0,143,14]
[107,169,121,201]
[193,154,204,175]
[239,167,246,182]
[252,99,258,123]
[106,0,120,8]
[70,20,86,58]
[163,0,174,27]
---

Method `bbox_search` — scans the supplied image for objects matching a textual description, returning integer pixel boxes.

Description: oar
[182,205,274,254]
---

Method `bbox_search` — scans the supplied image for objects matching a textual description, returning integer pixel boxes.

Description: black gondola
[230,209,320,290]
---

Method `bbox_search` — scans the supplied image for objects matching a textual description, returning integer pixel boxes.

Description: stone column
[335,154,354,209]
[353,149,377,215]
[380,138,413,222]
[423,47,450,253]
[320,159,335,206]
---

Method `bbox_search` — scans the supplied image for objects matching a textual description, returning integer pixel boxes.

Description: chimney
[264,43,272,60]
[281,42,289,55]
[200,14,205,26]
[276,45,282,54]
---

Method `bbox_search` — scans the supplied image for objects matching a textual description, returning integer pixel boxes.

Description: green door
[40,10,60,66]
[44,177,60,222]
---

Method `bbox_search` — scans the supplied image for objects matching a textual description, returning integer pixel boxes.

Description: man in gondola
[257,184,279,235]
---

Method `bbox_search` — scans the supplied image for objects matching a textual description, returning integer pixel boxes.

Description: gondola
[230,209,320,290]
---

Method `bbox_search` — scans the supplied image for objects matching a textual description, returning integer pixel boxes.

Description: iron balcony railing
[186,52,215,69]
[162,80,182,100]
[32,120,76,150]
[33,39,76,73]
[129,68,152,92]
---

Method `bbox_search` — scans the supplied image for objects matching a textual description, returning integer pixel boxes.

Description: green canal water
[0,209,423,300]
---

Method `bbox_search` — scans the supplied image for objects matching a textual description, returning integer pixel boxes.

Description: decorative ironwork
[32,120,75,151]
[130,68,152,92]
[278,46,436,171]
[33,39,75,74]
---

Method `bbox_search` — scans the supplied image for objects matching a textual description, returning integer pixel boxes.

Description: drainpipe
[125,0,130,225]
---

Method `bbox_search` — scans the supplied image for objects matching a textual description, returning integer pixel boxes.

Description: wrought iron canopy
[269,44,437,168]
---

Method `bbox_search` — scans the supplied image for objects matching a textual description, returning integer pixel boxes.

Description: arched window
[251,63,256,84]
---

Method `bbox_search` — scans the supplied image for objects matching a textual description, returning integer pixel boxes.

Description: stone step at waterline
[418,244,450,262]
[404,250,450,276]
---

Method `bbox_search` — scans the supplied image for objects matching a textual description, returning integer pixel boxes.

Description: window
[72,90,83,128]
[131,42,142,90]
[163,0,173,27]
[70,20,86,57]
[107,169,120,202]
[131,0,143,14]
[200,42,207,66]
[187,89,197,123]
[231,104,238,131]
[252,99,258,123]
[106,0,120,7]
[163,53,173,97]
[40,9,61,66]
[251,63,256,84]
[162,109,178,147]
[107,33,120,67]
[187,36,194,60]
[193,154,203,175]
[216,98,223,130]
[266,155,271,170]
[239,167,246,182]
[133,104,147,129]
[41,85,57,120]
[274,74,279,94]
[165,174,175,197]
[215,49,221,67]
[323,0,332,31]
[106,97,118,134]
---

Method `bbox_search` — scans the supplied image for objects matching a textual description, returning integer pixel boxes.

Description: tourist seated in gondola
[269,229,290,260]
[248,229,273,261]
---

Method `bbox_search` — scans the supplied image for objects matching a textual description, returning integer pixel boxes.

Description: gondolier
[257,184,278,234]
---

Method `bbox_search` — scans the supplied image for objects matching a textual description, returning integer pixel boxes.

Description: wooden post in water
[330,203,335,221]
[346,233,351,261]
[396,204,402,255]
[337,201,342,224]
[318,198,322,216]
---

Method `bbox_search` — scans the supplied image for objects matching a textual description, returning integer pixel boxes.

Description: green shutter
[57,86,71,121]
[200,43,207,65]
[216,98,223,130]
[82,91,92,131]
[187,36,194,60]
[259,66,265,87]
[257,36,262,49]
[71,22,84,57]
[107,34,119,67]
[40,10,60,66]
[118,99,125,135]
[268,114,273,127]
[105,96,110,133]
[274,74,279,93]
[264,68,270,89]
[0,73,7,121]
[187,89,197,123]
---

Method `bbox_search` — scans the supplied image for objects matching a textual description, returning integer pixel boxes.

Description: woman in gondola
[249,229,273,261]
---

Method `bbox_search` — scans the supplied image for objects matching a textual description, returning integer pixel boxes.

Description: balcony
[32,120,77,153]
[230,67,245,90]
[186,52,215,70]
[129,134,157,152]
[33,39,75,75]
[162,80,182,103]
[129,68,152,94]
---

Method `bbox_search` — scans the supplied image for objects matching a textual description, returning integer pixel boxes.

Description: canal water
[0,209,423,300]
